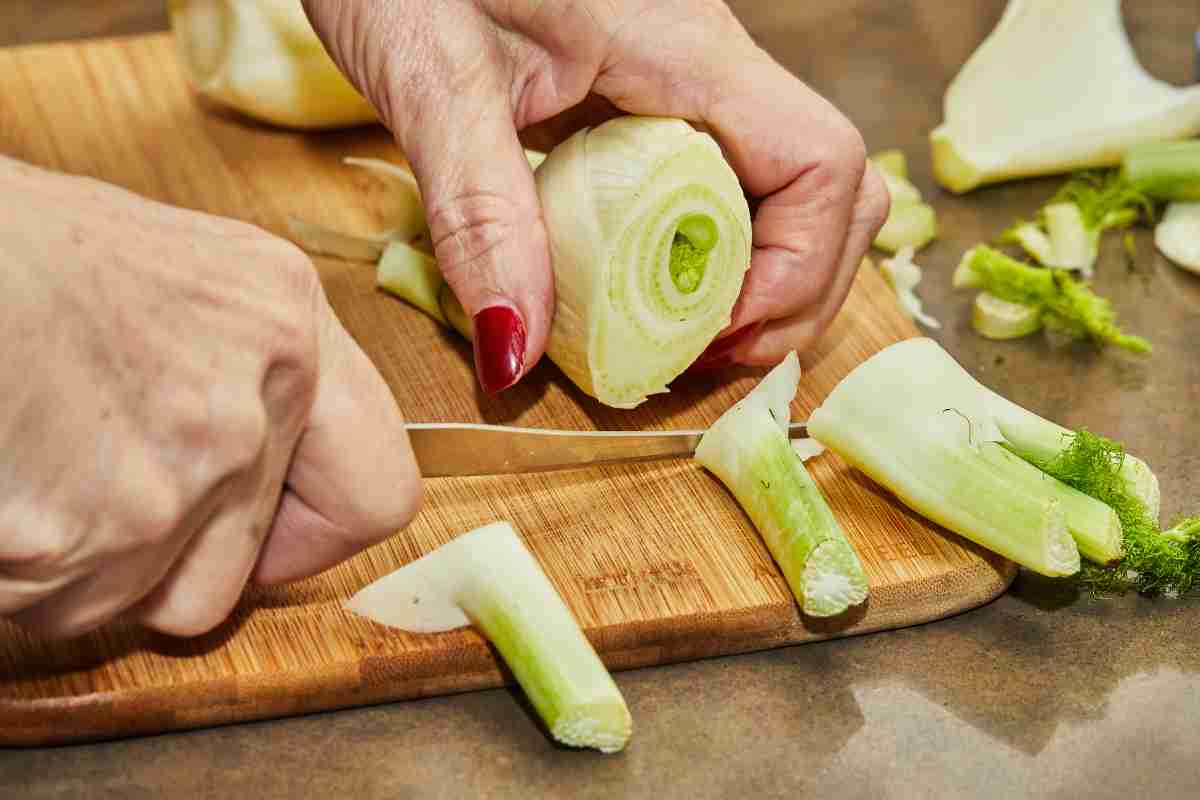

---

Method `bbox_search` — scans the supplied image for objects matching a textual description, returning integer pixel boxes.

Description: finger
[595,36,873,336]
[400,81,553,394]
[134,460,283,637]
[252,297,421,585]
[135,324,320,636]
[736,165,890,364]
[6,502,216,639]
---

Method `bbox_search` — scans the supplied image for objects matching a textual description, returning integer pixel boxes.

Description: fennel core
[669,214,719,294]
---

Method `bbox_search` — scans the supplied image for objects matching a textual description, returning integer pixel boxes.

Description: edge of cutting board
[0,555,1014,747]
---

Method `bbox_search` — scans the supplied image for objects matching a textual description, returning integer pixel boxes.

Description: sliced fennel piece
[346,522,632,753]
[537,117,751,408]
[880,246,940,329]
[1122,140,1200,201]
[342,157,428,244]
[439,283,473,339]
[285,216,387,262]
[874,203,938,255]
[1042,203,1098,277]
[971,292,1042,340]
[1154,202,1200,274]
[376,240,446,323]
[1007,223,1055,267]
[954,246,1150,353]
[695,353,868,617]
[168,0,376,129]
[930,0,1200,193]
[807,338,1134,573]
[870,151,937,253]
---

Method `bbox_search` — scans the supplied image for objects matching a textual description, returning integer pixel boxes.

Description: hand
[303,0,889,389]
[0,157,420,639]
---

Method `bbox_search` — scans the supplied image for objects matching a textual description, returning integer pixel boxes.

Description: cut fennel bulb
[536,117,751,407]
[1154,202,1200,274]
[168,0,376,129]
[870,151,937,253]
[695,353,868,617]
[346,522,632,753]
[807,338,1139,574]
[930,0,1200,193]
[880,246,940,329]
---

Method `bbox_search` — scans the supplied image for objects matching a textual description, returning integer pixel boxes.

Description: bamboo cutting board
[0,34,1015,747]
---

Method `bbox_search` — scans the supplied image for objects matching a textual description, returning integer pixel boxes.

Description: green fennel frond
[1033,430,1200,596]
[1050,170,1155,231]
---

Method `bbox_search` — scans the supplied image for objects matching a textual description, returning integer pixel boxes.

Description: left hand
[303,0,890,385]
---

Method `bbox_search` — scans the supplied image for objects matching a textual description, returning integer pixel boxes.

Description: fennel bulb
[168,0,376,129]
[695,353,868,617]
[930,0,1200,193]
[346,521,632,753]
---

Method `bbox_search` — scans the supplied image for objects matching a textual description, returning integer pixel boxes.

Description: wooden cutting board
[0,34,1015,747]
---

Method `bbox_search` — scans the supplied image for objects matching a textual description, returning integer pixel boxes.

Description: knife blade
[406,421,810,477]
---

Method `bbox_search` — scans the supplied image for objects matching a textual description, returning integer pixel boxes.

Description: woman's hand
[0,157,420,639]
[304,0,889,390]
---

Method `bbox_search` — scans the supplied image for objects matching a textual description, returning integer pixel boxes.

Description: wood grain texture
[0,34,1015,747]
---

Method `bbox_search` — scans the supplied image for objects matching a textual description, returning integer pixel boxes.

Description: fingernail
[687,322,760,374]
[472,305,526,394]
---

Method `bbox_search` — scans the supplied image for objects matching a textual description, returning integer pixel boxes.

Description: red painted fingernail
[688,322,761,374]
[472,305,526,394]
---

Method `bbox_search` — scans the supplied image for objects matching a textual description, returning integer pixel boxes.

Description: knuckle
[0,505,81,576]
[349,463,423,548]
[212,404,270,479]
[425,190,528,282]
[125,483,187,549]
[145,604,229,638]
[827,123,868,183]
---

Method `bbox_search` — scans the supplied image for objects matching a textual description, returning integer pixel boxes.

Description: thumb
[253,296,421,584]
[401,91,554,394]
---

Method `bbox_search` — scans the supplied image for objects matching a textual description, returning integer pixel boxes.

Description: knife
[406,421,810,477]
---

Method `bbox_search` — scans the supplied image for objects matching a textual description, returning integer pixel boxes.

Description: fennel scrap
[347,521,633,753]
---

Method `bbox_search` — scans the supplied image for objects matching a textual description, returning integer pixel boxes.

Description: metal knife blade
[406,421,809,477]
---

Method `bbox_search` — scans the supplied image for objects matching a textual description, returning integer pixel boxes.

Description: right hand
[0,156,421,639]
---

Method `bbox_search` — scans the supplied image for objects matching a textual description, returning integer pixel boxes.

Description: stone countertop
[2,2,1198,798]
